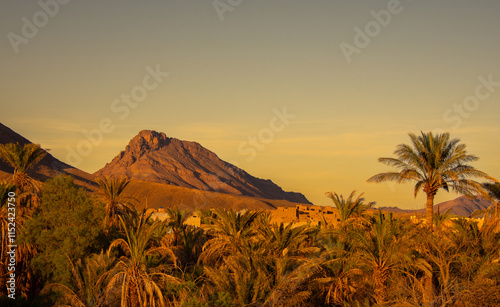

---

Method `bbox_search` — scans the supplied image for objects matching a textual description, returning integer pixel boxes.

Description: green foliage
[41,250,116,307]
[5,169,500,306]
[22,175,107,286]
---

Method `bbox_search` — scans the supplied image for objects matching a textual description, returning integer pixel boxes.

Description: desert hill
[0,123,307,210]
[95,130,311,204]
[0,123,95,190]
[378,195,494,217]
[126,180,302,211]
[420,196,493,217]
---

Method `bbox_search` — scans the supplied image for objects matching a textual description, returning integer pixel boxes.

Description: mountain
[95,130,311,204]
[0,123,95,190]
[378,195,494,217]
[421,196,493,217]
[0,123,309,210]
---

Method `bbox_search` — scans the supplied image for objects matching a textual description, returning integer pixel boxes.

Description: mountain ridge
[0,123,96,190]
[0,123,310,210]
[378,195,494,217]
[94,130,311,204]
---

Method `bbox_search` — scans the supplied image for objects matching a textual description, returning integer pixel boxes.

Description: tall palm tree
[367,131,494,226]
[95,176,136,229]
[325,190,374,228]
[0,142,46,210]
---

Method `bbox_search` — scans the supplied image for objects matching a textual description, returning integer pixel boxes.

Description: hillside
[0,123,96,190]
[95,130,311,204]
[0,123,309,210]
[378,195,494,217]
[125,179,299,211]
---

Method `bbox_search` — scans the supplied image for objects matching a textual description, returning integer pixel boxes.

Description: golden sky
[1,0,499,208]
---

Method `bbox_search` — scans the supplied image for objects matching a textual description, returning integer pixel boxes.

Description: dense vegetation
[1,132,499,306]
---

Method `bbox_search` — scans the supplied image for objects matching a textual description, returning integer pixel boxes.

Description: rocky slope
[0,123,95,190]
[0,124,307,210]
[95,130,311,204]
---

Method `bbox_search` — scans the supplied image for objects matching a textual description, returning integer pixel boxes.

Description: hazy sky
[1,0,499,208]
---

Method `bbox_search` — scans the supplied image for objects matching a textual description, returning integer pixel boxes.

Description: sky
[1,0,499,209]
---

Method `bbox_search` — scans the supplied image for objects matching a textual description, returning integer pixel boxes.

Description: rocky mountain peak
[133,130,170,150]
[95,129,312,204]
[121,130,172,162]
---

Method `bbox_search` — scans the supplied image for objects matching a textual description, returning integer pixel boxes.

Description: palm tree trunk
[422,274,435,306]
[128,277,141,307]
[425,193,434,227]
[373,266,388,305]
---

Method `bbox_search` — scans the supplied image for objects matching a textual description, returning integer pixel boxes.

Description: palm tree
[257,222,319,306]
[433,207,454,231]
[367,131,495,226]
[1,181,44,299]
[164,208,189,245]
[305,227,364,306]
[483,182,500,218]
[161,208,205,270]
[199,209,261,266]
[95,176,136,229]
[104,213,179,307]
[41,251,115,307]
[325,190,374,227]
[352,210,410,305]
[202,212,316,306]
[0,142,46,210]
